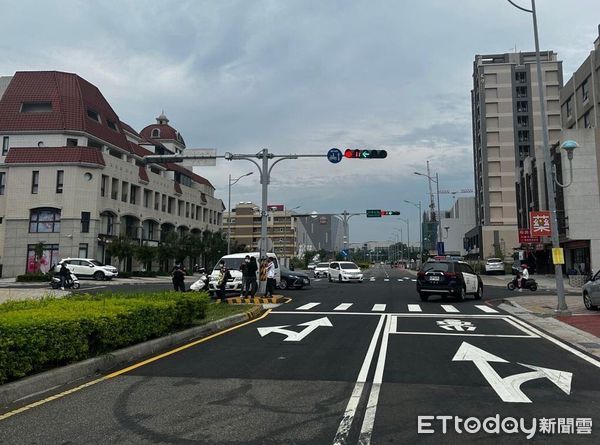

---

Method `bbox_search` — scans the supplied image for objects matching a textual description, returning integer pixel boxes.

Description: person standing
[239,255,251,298]
[171,265,186,292]
[217,261,231,300]
[265,257,276,297]
[248,256,259,297]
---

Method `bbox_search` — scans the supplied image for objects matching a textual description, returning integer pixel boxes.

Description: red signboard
[267,204,284,212]
[519,229,540,244]
[530,211,552,237]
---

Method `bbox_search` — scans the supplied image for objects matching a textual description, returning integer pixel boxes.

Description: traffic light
[381,211,400,216]
[344,149,388,159]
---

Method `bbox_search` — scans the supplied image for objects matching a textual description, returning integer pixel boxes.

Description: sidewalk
[480,273,581,292]
[500,293,600,360]
[0,288,69,304]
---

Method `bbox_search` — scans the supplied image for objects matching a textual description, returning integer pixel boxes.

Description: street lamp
[507,0,576,314]
[398,217,410,261]
[414,170,443,253]
[227,171,253,254]
[404,199,423,263]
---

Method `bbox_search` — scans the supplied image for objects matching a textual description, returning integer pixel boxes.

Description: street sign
[530,211,551,237]
[257,317,333,341]
[552,247,565,265]
[518,229,540,244]
[452,342,572,403]
[341,249,349,257]
[327,148,343,164]
[366,209,382,218]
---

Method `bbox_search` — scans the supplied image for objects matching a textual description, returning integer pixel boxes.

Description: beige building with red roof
[0,71,224,277]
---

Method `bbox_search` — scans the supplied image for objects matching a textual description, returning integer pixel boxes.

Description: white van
[208,252,280,294]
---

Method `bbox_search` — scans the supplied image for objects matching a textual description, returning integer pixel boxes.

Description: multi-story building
[440,197,476,257]
[295,213,344,255]
[556,27,600,274]
[470,51,562,260]
[0,71,223,277]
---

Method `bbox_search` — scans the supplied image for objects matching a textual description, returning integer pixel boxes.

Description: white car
[59,258,118,280]
[484,258,505,275]
[208,252,280,293]
[307,263,317,270]
[328,261,363,283]
[313,262,330,278]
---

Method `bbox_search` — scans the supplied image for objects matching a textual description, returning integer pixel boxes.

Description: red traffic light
[344,149,387,159]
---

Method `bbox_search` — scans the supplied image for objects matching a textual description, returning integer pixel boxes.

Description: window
[106,215,114,235]
[168,197,174,214]
[162,194,167,212]
[130,185,139,205]
[66,138,78,147]
[517,101,528,113]
[87,109,101,122]
[26,243,59,273]
[31,171,39,194]
[56,170,64,193]
[584,111,591,128]
[516,86,527,98]
[518,145,530,159]
[151,128,160,138]
[121,181,128,203]
[107,120,117,131]
[518,130,529,142]
[144,189,151,208]
[101,175,108,197]
[186,202,190,218]
[2,136,8,156]
[581,78,589,102]
[29,208,61,233]
[87,139,103,149]
[517,115,529,127]
[21,102,52,113]
[178,200,184,217]
[154,192,160,210]
[78,243,88,259]
[111,178,119,199]
[565,97,572,118]
[81,211,90,233]
[0,172,4,195]
[515,71,526,83]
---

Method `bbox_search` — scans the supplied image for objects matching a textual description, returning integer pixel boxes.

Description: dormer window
[21,102,52,113]
[107,119,118,131]
[87,109,101,123]
[151,128,160,138]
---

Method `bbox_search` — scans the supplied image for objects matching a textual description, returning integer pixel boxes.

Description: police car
[416,258,483,302]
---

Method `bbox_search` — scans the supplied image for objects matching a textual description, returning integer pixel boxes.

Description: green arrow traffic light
[345,149,388,159]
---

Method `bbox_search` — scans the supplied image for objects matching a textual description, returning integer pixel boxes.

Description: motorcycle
[50,272,80,290]
[507,277,537,291]
[190,269,209,292]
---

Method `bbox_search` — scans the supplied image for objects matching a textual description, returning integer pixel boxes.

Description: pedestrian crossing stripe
[407,304,422,312]
[334,303,353,311]
[372,304,386,311]
[296,302,320,310]
[441,305,459,313]
[293,303,499,314]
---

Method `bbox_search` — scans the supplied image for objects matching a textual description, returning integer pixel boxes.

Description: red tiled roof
[140,124,185,146]
[165,162,215,190]
[174,182,182,195]
[4,146,105,166]
[127,140,154,157]
[138,165,149,183]
[120,121,140,137]
[0,71,130,152]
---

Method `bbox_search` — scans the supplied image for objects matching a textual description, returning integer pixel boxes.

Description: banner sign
[530,211,551,237]
[518,229,540,244]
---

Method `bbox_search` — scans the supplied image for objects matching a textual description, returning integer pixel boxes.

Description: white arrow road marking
[407,304,422,312]
[475,305,498,313]
[334,303,353,311]
[257,317,333,342]
[371,304,386,312]
[296,302,320,310]
[441,305,460,313]
[452,342,573,403]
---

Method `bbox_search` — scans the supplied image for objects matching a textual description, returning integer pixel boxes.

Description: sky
[1,0,598,245]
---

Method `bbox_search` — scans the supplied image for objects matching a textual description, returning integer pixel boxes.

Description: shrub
[15,272,52,282]
[130,271,158,278]
[117,272,132,278]
[356,261,371,270]
[0,291,208,384]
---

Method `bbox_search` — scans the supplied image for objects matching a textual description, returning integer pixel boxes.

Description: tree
[107,236,136,271]
[157,232,177,271]
[33,242,45,273]
[135,243,156,271]
[202,230,226,269]
[302,250,317,268]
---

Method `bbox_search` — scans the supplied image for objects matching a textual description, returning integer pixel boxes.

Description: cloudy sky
[1,0,598,244]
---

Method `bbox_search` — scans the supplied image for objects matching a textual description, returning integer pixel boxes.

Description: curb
[0,306,264,406]
[219,295,286,305]
[499,299,600,359]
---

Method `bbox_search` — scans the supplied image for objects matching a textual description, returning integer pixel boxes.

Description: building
[0,71,223,277]
[295,213,344,255]
[556,26,600,274]
[470,51,563,260]
[440,197,476,257]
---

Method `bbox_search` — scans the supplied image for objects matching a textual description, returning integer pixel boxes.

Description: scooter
[50,272,81,290]
[507,277,537,291]
[190,269,209,292]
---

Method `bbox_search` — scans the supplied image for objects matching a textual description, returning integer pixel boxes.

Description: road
[1,265,598,444]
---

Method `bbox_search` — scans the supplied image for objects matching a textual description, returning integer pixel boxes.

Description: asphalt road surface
[1,265,598,444]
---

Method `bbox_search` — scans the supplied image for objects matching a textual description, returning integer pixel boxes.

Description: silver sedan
[582,271,600,310]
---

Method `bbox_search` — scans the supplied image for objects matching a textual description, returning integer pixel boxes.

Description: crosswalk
[312,277,417,283]
[293,302,499,314]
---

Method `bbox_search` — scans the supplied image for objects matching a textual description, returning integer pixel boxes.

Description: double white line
[332,314,391,445]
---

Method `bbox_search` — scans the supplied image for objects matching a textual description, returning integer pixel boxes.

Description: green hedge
[356,261,371,270]
[15,272,52,282]
[0,291,208,384]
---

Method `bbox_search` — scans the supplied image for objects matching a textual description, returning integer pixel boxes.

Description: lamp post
[414,171,442,253]
[394,228,403,260]
[398,217,410,261]
[404,199,423,264]
[227,172,253,254]
[507,0,578,314]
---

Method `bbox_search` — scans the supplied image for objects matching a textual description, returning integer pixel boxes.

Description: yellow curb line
[0,308,271,422]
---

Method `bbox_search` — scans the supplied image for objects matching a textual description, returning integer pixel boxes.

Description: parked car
[279,267,311,290]
[208,252,280,294]
[485,258,505,275]
[328,261,363,283]
[307,263,317,270]
[417,259,483,302]
[582,271,600,310]
[59,258,118,280]
[313,262,330,278]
